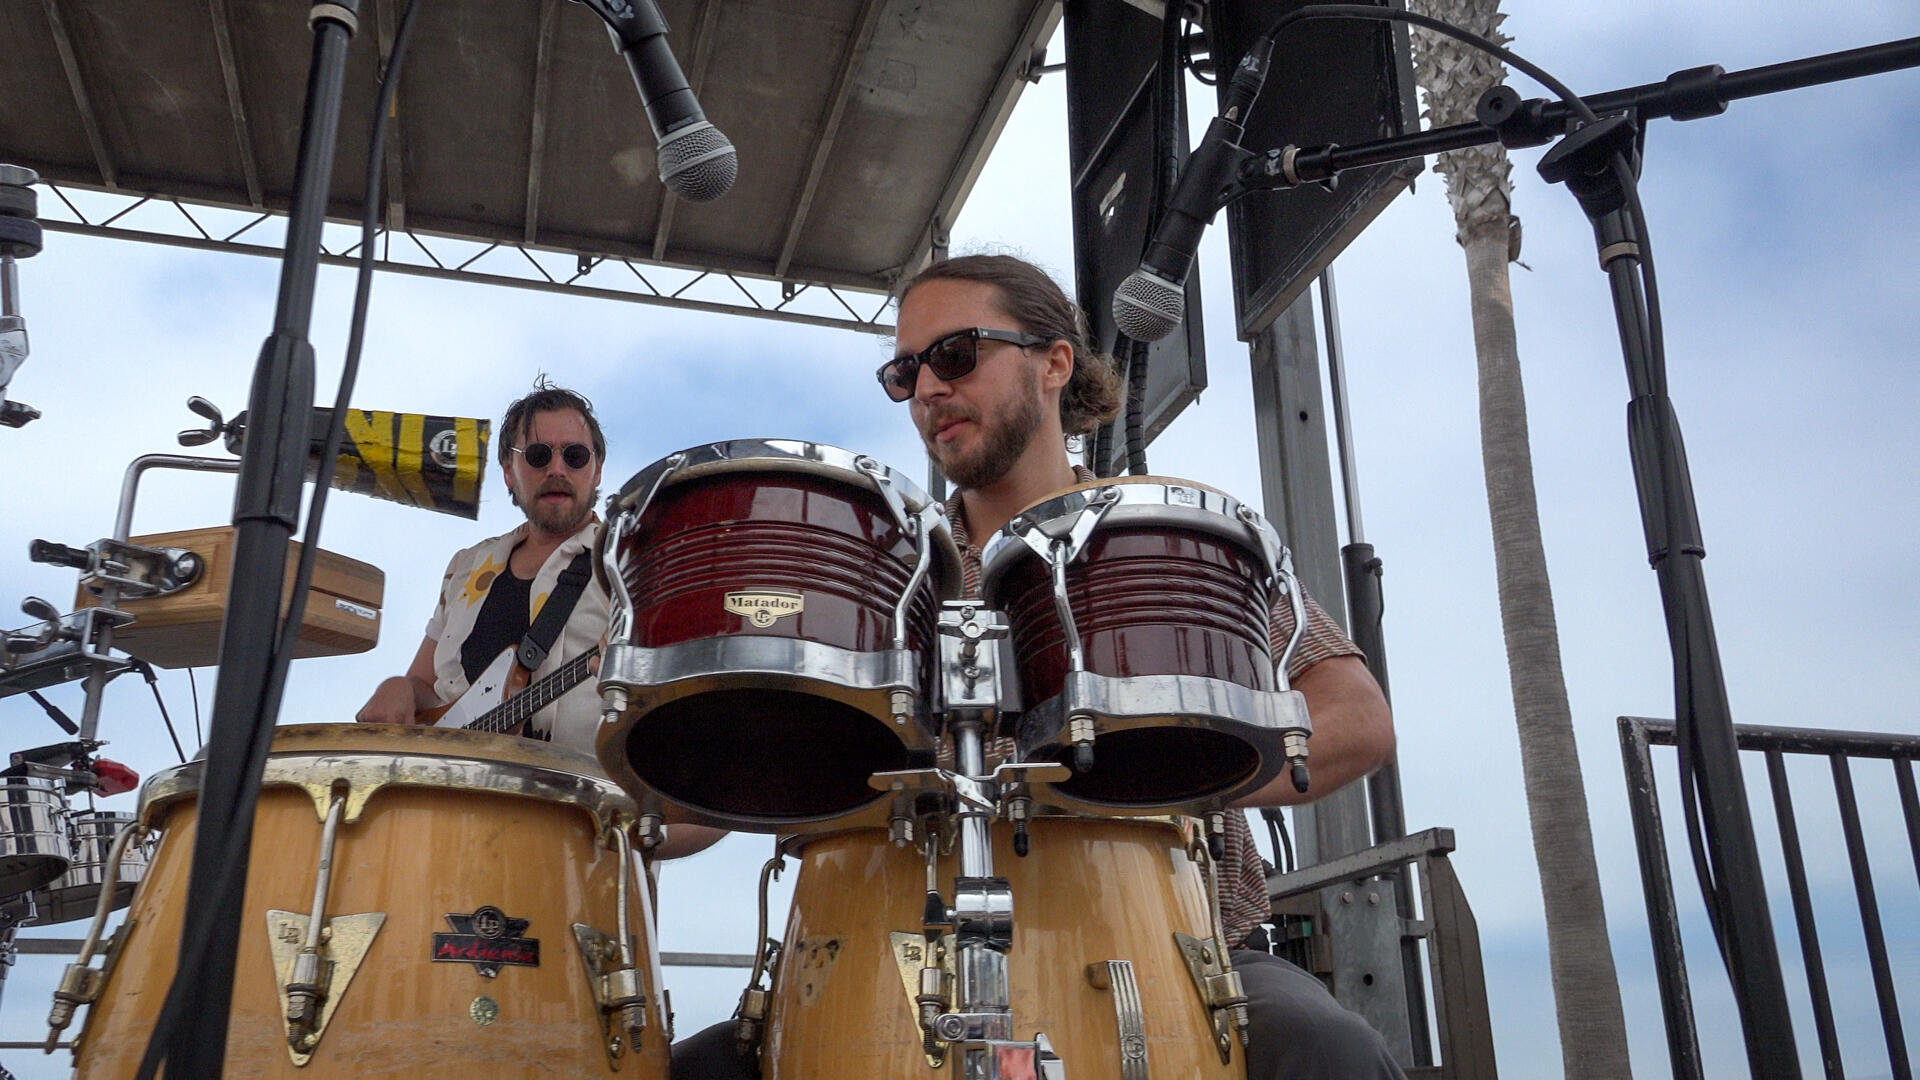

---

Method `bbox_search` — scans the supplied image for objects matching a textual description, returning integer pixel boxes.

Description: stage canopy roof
[0,0,1062,325]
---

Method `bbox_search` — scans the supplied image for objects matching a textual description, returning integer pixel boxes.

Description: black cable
[1124,338,1149,473]
[132,660,188,763]
[1262,806,1295,875]
[188,667,203,749]
[134,1,424,1072]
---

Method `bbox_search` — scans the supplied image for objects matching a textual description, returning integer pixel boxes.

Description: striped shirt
[945,469,1362,946]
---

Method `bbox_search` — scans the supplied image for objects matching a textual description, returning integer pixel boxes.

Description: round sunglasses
[876,327,1050,402]
[510,441,594,470]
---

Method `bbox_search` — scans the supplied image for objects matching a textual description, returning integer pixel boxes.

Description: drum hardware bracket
[265,910,386,1064]
[43,819,147,1054]
[71,538,204,601]
[1085,959,1150,1079]
[270,792,387,1063]
[731,849,787,1060]
[575,824,651,1062]
[573,923,653,1061]
[890,930,954,1066]
[1,607,134,701]
[1173,932,1252,1063]
[1234,501,1309,687]
[1008,488,1119,773]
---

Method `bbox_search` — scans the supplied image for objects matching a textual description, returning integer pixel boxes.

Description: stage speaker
[1206,0,1422,338]
[1064,0,1207,472]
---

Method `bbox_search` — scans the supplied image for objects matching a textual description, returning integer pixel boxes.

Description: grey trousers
[1232,949,1407,1080]
[671,951,1405,1079]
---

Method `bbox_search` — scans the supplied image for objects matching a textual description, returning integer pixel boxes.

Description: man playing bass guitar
[354,381,722,858]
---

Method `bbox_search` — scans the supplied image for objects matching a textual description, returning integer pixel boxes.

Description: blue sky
[1,3,1915,1076]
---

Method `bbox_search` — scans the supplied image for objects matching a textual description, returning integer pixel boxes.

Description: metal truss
[35,181,896,336]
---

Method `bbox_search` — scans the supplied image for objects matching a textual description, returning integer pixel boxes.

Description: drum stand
[863,602,1071,1079]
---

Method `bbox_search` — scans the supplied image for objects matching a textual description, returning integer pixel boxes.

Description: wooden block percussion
[75,526,383,668]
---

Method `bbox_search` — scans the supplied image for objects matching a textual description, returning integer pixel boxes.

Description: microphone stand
[1224,37,1917,1080]
[145,2,363,1075]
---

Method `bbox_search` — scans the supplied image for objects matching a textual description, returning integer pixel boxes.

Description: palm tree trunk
[1408,2,1634,1075]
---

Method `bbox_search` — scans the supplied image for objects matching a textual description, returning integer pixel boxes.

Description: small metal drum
[30,810,149,923]
[980,477,1312,815]
[597,439,960,832]
[70,724,669,1078]
[0,775,73,896]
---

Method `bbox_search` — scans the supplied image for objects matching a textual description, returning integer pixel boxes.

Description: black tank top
[459,564,532,683]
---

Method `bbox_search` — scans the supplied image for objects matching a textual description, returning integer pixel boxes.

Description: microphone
[1112,38,1274,342]
[581,0,737,202]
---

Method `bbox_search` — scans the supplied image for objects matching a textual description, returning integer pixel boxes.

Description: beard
[921,376,1046,490]
[519,481,596,535]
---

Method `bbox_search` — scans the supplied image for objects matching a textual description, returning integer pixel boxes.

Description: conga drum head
[600,440,958,831]
[0,776,72,895]
[982,478,1300,812]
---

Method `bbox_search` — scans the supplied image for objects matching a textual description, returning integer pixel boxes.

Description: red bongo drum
[596,440,959,833]
[980,477,1312,815]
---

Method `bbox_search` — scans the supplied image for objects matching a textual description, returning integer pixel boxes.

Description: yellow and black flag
[227,408,492,519]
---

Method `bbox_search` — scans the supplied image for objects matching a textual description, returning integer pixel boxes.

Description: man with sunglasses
[356,381,614,750]
[883,255,1404,1079]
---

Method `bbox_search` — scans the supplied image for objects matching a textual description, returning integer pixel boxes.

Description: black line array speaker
[1205,0,1422,338]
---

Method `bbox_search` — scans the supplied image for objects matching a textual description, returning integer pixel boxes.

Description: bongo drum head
[618,689,915,821]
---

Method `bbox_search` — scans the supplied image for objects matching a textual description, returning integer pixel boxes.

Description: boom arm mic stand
[1207,33,1917,1080]
[1205,29,1912,1068]
[141,3,363,1076]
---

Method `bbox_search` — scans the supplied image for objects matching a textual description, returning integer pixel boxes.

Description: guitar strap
[515,549,595,676]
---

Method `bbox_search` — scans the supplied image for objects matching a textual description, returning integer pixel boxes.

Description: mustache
[537,480,576,497]
[920,405,978,434]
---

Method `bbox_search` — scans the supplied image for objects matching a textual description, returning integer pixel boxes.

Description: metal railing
[1266,826,1496,1079]
[1620,716,1919,1080]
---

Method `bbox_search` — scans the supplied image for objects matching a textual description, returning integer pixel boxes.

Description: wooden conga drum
[71,724,669,1078]
[762,817,1248,1079]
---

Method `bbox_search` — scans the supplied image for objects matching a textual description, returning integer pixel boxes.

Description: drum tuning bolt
[635,813,667,851]
[889,814,915,847]
[1282,731,1311,793]
[1067,714,1097,773]
[1207,812,1229,862]
[1006,795,1032,857]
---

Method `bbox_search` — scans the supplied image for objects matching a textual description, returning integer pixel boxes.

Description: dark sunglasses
[876,327,1051,403]
[511,441,594,470]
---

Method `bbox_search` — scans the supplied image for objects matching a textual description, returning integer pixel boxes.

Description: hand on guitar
[356,637,442,725]
[356,676,426,725]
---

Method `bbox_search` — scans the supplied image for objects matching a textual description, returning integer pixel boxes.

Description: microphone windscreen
[658,121,737,202]
[1112,269,1186,343]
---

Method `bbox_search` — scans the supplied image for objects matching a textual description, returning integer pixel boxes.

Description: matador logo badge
[725,589,805,628]
[432,905,540,977]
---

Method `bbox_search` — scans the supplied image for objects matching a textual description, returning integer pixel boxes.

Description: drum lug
[572,923,651,1061]
[265,909,388,1065]
[1234,502,1308,688]
[1173,932,1252,1064]
[43,961,105,1049]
